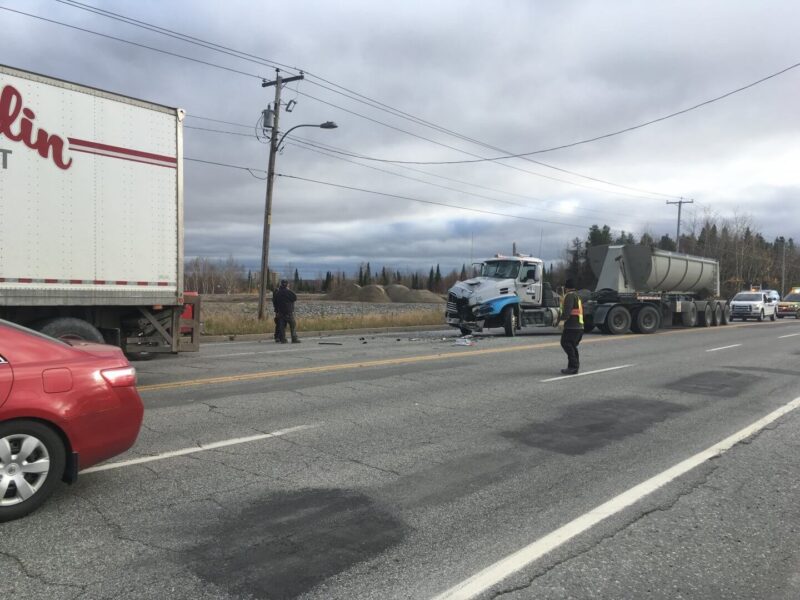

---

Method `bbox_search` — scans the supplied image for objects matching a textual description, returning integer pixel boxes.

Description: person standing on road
[559,278,584,374]
[272,279,300,343]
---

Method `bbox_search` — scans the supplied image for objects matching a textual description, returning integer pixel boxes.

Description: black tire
[777,315,784,319]
[125,351,156,361]
[635,305,660,334]
[720,303,730,325]
[796,311,800,320]
[698,304,712,327]
[605,305,631,335]
[681,303,698,327]
[502,306,517,337]
[0,420,66,523]
[712,304,723,326]
[37,317,104,344]
[459,327,472,336]
[758,310,765,322]
[770,311,776,322]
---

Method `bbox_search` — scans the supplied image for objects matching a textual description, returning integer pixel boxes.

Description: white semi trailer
[585,244,730,334]
[0,64,198,357]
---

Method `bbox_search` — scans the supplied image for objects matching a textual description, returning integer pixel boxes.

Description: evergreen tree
[358,265,364,286]
[434,264,442,291]
[427,267,435,291]
[657,234,677,251]
[460,264,467,280]
[365,262,372,285]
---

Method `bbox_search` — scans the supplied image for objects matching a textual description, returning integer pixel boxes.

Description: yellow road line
[137,320,787,393]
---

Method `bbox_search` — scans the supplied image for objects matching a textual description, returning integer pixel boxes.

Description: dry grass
[203,308,444,335]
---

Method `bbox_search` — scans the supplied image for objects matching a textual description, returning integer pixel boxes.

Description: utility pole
[257,69,304,320]
[666,198,694,253]
[782,239,786,296]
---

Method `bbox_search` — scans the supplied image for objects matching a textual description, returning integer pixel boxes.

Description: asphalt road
[4,319,800,599]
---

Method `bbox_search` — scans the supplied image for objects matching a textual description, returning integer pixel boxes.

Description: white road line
[778,332,800,339]
[430,395,800,600]
[540,364,633,383]
[80,424,318,474]
[706,344,742,352]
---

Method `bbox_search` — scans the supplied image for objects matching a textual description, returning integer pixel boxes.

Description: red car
[0,320,143,522]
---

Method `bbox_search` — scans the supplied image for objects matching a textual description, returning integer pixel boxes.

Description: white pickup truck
[729,291,777,322]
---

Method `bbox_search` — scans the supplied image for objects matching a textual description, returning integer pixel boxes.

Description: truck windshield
[733,293,762,301]
[481,261,520,279]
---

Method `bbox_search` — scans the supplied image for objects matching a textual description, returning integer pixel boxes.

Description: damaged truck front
[446,255,561,336]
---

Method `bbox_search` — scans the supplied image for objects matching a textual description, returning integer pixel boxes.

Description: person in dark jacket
[272,279,300,343]
[559,278,584,374]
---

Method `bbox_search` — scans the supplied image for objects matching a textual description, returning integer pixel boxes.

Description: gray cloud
[3,0,799,276]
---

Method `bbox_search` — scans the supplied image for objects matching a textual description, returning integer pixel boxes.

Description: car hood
[449,277,517,301]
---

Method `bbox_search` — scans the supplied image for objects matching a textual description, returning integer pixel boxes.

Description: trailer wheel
[634,305,660,334]
[698,304,713,327]
[720,303,730,325]
[37,317,104,344]
[605,306,631,335]
[712,303,723,326]
[680,303,697,327]
[502,306,517,337]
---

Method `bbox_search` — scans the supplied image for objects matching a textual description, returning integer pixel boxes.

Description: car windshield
[784,293,800,302]
[481,261,521,279]
[733,293,762,302]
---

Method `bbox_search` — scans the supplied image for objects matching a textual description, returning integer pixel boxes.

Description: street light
[257,120,338,320]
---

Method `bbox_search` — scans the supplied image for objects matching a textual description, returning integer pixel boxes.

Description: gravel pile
[202,299,443,319]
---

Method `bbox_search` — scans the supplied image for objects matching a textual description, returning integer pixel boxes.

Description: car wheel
[758,310,765,322]
[0,421,66,522]
[503,306,517,337]
[37,317,104,344]
[770,311,776,321]
[459,327,472,336]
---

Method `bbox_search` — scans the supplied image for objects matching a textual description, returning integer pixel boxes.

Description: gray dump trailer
[584,244,730,335]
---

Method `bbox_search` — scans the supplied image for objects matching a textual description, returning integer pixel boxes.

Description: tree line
[552,215,798,297]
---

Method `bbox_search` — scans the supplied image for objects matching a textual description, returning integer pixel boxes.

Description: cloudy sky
[3,0,800,276]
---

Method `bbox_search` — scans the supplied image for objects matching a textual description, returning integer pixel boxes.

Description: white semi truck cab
[446,255,560,336]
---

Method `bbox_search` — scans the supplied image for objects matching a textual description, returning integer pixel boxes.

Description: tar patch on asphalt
[502,398,688,455]
[666,370,761,397]
[187,488,405,598]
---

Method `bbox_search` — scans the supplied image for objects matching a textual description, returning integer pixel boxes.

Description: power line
[183,120,637,220]
[285,136,636,221]
[46,0,681,199]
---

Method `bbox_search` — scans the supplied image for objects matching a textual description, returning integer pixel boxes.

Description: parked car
[777,289,800,319]
[0,320,143,522]
[729,291,777,322]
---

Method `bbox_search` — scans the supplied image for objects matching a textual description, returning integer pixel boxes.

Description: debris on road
[453,338,475,346]
[319,342,343,346]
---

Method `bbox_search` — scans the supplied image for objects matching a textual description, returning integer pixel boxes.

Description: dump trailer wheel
[502,306,517,337]
[681,303,698,327]
[635,305,660,334]
[712,303,723,326]
[605,305,631,335]
[37,317,104,344]
[698,304,713,327]
[720,303,730,325]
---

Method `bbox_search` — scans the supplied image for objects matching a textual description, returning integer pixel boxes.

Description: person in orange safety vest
[559,278,584,374]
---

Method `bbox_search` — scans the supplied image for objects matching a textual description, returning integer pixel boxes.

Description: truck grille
[446,293,474,320]
[731,305,753,315]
